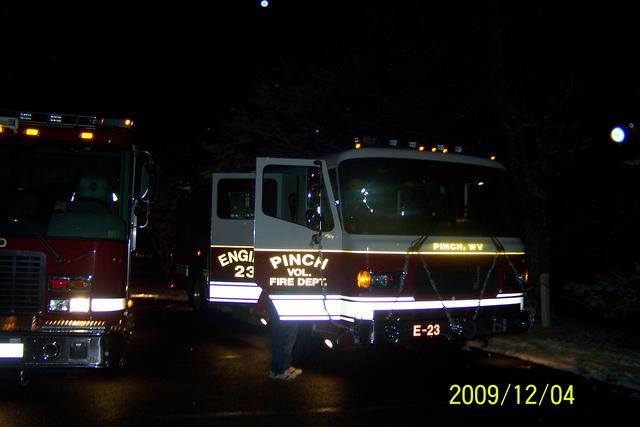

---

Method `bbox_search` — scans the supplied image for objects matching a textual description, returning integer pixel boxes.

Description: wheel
[189,272,207,313]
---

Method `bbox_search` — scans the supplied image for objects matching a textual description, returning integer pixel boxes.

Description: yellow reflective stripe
[255,248,524,256]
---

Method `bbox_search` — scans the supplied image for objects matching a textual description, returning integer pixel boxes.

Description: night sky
[3,1,638,143]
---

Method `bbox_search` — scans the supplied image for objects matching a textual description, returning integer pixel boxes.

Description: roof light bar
[100,118,134,128]
[2,111,98,128]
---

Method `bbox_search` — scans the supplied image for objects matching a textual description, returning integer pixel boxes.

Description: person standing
[267,301,302,380]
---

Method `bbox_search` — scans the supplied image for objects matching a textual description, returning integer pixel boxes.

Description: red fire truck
[204,139,533,348]
[0,111,151,372]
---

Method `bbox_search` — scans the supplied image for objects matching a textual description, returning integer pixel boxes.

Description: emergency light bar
[99,118,134,128]
[352,135,500,160]
[0,111,134,131]
[11,111,98,128]
[353,135,463,154]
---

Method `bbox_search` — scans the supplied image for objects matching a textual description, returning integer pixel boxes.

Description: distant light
[324,339,334,349]
[611,126,626,143]
[355,142,362,149]
[260,318,268,326]
[490,155,496,161]
[418,145,425,151]
[112,193,118,202]
[477,182,485,186]
[431,147,437,152]
[442,148,449,154]
[24,128,40,136]
[260,0,269,7]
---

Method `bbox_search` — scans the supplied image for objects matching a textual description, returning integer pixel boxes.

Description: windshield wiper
[7,213,64,263]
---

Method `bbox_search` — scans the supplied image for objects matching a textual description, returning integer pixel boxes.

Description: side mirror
[306,164,323,231]
[305,208,320,231]
[136,151,152,229]
[139,158,150,200]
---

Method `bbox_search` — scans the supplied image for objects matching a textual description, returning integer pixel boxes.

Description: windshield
[337,158,521,236]
[0,140,131,241]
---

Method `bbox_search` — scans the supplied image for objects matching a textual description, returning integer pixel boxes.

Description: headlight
[370,272,402,289]
[357,271,403,289]
[70,298,90,313]
[515,270,529,286]
[48,299,70,312]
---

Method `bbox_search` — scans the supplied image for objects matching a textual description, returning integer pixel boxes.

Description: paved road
[1,300,636,426]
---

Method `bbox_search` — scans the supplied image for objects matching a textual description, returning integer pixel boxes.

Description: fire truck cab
[208,141,532,347]
[0,111,151,370]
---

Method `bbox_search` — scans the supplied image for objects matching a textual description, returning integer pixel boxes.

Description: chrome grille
[0,250,45,314]
[414,264,498,298]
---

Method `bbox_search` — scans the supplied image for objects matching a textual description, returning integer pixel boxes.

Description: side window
[217,179,255,219]
[262,165,334,231]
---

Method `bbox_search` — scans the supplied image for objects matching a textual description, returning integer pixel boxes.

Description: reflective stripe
[210,298,259,303]
[91,298,127,312]
[209,282,262,303]
[278,315,355,322]
[209,280,258,287]
[497,293,524,298]
[0,343,23,358]
[269,295,524,321]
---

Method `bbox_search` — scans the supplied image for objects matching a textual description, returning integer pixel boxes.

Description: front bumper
[0,330,127,368]
[314,305,531,347]
[371,306,531,344]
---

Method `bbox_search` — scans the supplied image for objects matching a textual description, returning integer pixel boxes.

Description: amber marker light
[124,119,133,127]
[79,131,94,140]
[418,145,425,151]
[355,142,362,149]
[127,299,134,309]
[357,270,371,289]
[0,125,4,134]
[24,128,40,136]
[431,147,437,152]
[490,155,496,161]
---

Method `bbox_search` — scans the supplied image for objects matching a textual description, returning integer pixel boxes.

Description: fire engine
[0,111,151,374]
[204,138,533,348]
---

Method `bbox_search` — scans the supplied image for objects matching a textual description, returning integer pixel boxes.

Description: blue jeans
[268,301,299,374]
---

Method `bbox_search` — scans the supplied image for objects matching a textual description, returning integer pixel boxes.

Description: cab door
[208,173,261,304]
[254,158,343,320]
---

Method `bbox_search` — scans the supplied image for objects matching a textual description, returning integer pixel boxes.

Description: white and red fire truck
[0,111,151,372]
[203,139,532,348]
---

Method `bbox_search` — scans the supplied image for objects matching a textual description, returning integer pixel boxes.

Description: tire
[189,272,207,312]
